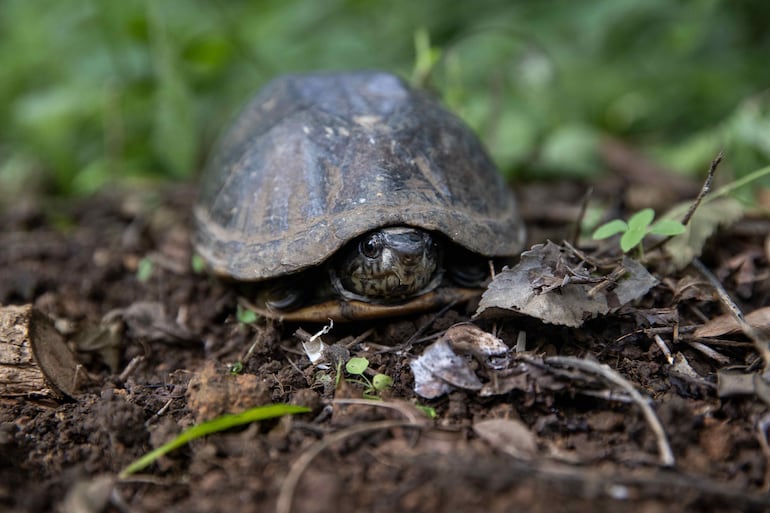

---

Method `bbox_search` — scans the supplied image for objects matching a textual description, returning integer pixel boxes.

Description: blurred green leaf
[136,257,154,282]
[649,219,686,236]
[236,304,258,324]
[372,373,394,391]
[620,228,645,253]
[119,403,310,477]
[592,219,628,240]
[345,357,369,376]
[1,0,769,198]
[627,208,655,232]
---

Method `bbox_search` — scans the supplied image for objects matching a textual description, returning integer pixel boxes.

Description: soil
[1,179,769,513]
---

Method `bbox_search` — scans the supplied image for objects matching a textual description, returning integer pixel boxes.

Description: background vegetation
[1,0,769,201]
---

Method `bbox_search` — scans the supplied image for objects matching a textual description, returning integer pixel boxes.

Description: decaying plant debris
[1,175,770,513]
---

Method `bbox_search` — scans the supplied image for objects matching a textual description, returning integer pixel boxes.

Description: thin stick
[570,187,593,247]
[545,355,675,466]
[756,413,770,492]
[680,151,722,227]
[653,334,674,364]
[645,151,723,254]
[276,419,422,513]
[332,398,423,424]
[692,258,770,374]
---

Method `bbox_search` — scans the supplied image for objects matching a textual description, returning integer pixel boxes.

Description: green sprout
[191,254,206,274]
[136,257,154,282]
[345,356,393,398]
[593,208,685,257]
[414,404,438,418]
[119,403,310,478]
[236,304,258,324]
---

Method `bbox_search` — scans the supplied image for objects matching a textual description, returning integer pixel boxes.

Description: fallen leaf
[475,241,657,327]
[663,197,744,270]
[694,307,770,338]
[410,324,510,399]
[410,339,480,399]
[716,370,770,406]
[104,301,195,343]
[473,418,537,460]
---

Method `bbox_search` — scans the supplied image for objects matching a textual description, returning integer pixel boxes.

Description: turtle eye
[360,233,383,259]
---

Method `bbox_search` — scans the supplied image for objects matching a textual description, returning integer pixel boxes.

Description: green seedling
[415,404,438,418]
[191,254,206,274]
[593,208,685,257]
[136,256,154,282]
[236,304,258,324]
[119,403,310,478]
[345,356,393,398]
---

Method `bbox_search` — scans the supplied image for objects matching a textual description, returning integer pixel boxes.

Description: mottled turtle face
[332,227,441,302]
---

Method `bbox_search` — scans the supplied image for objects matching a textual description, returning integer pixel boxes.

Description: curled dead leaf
[476,241,657,327]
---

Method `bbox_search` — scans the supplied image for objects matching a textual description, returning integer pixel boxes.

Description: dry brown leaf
[476,241,657,327]
[473,418,537,460]
[663,197,744,270]
[694,306,770,338]
[410,324,510,399]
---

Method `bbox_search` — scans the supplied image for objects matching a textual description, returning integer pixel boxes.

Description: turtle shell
[193,71,525,281]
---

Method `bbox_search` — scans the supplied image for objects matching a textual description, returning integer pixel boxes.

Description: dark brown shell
[193,71,525,280]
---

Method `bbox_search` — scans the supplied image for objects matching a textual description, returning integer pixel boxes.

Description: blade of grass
[119,403,310,478]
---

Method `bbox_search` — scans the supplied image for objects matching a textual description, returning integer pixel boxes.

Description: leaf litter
[475,241,658,327]
[2,172,770,512]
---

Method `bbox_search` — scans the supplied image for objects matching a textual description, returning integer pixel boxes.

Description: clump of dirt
[1,181,769,513]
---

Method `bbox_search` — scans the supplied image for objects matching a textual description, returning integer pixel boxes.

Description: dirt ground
[1,177,770,513]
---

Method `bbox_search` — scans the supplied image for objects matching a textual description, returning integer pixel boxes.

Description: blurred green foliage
[1,0,769,199]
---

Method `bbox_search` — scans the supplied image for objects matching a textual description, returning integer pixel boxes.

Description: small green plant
[119,403,310,478]
[236,304,258,324]
[191,254,206,274]
[414,404,438,418]
[345,356,393,398]
[136,257,154,282]
[592,208,685,257]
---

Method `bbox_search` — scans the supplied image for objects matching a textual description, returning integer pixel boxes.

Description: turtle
[193,71,525,321]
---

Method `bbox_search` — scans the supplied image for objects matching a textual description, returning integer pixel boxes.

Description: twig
[653,334,674,364]
[343,328,375,349]
[756,413,770,492]
[692,258,770,374]
[684,340,731,365]
[276,419,423,513]
[645,151,723,254]
[570,186,593,247]
[378,301,457,354]
[545,355,675,467]
[332,398,423,424]
[680,151,722,227]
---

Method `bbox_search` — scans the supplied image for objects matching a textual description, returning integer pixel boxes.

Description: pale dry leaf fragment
[410,324,510,399]
[473,418,537,460]
[103,301,195,344]
[717,369,770,406]
[695,306,770,338]
[670,352,701,380]
[475,241,657,327]
[61,474,116,513]
[664,197,744,270]
[410,339,481,399]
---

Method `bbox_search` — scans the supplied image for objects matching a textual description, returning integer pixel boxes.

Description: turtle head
[332,227,441,302]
